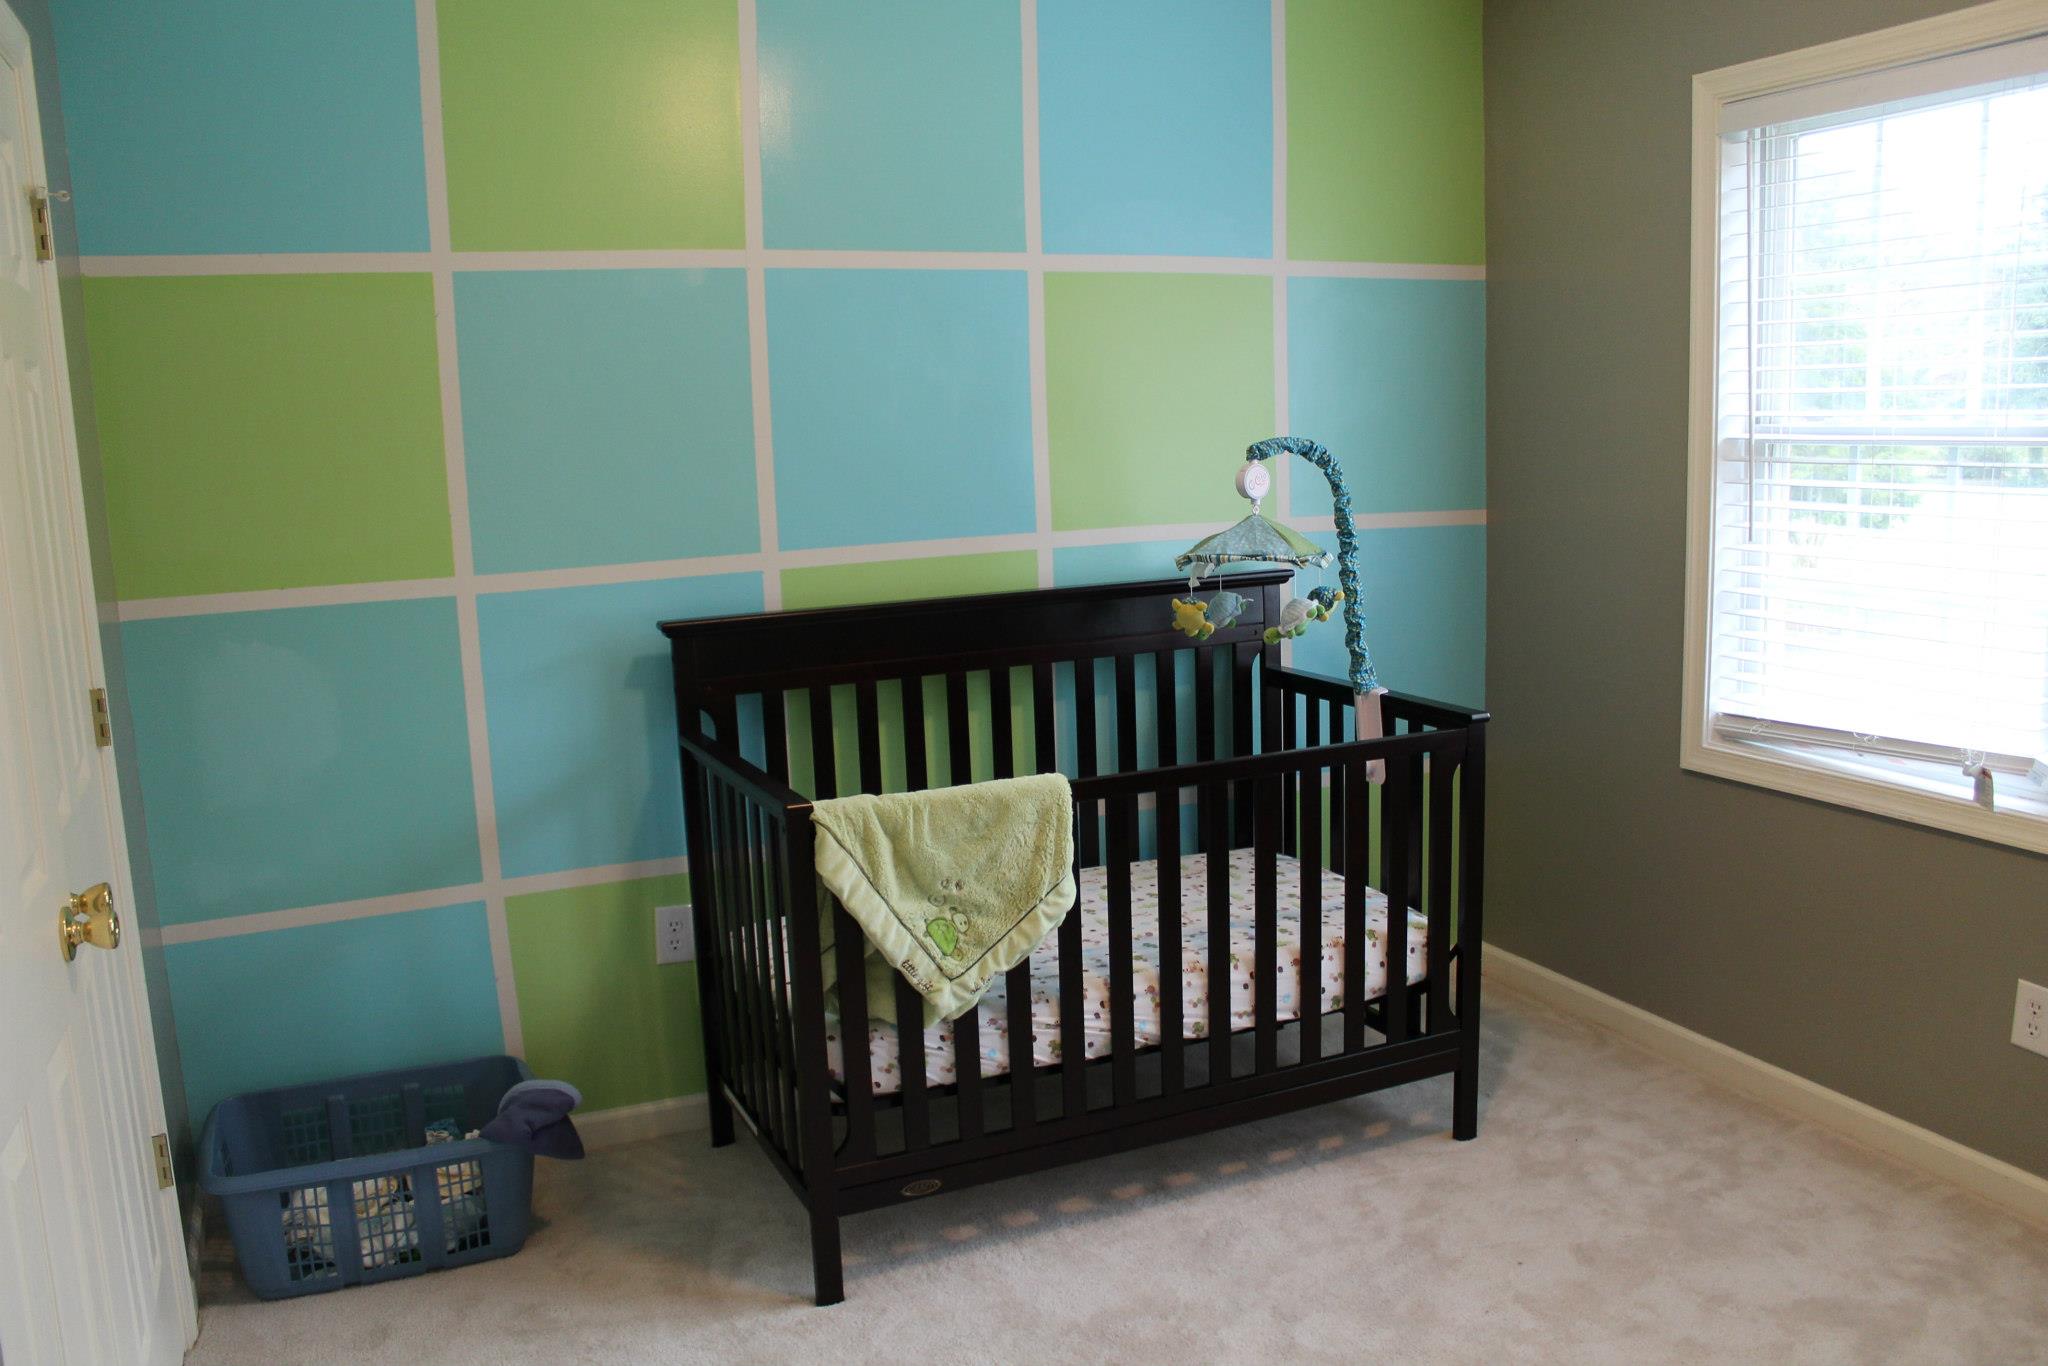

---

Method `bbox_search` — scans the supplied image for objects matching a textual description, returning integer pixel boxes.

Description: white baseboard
[576,1093,709,1150]
[1484,947,2048,1229]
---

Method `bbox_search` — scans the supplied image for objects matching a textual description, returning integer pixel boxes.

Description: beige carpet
[185,989,2048,1365]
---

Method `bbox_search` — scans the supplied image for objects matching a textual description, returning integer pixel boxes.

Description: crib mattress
[826,848,1427,1096]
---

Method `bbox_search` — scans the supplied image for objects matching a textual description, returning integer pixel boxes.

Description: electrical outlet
[2014,980,2048,1058]
[656,904,694,965]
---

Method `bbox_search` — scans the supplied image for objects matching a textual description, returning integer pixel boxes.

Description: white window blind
[1710,40,2048,787]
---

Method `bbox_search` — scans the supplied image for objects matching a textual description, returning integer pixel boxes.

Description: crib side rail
[677,725,817,1196]
[817,719,1483,1211]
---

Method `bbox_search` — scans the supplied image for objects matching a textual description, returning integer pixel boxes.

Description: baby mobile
[1171,436,1391,780]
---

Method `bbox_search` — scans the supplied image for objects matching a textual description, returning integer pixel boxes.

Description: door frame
[0,0,200,1348]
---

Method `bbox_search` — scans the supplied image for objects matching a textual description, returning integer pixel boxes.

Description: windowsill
[1680,731,2048,857]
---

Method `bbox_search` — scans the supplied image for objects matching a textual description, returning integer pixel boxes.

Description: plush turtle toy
[1263,587,1344,644]
[1171,589,1254,640]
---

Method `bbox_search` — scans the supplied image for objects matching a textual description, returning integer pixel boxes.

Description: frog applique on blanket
[812,772,1077,1028]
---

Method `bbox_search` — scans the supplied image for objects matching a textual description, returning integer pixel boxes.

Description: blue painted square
[1291,526,1486,708]
[477,573,763,879]
[53,0,429,254]
[757,0,1023,250]
[768,270,1034,550]
[1288,279,1486,515]
[1038,0,1272,258]
[455,269,758,574]
[166,903,502,1122]
[122,600,481,925]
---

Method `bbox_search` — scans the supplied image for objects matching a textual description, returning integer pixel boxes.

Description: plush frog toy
[1170,597,1216,640]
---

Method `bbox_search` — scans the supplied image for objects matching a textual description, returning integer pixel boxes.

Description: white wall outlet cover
[2014,980,2048,1058]
[656,904,695,965]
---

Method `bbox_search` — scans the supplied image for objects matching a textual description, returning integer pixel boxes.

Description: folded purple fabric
[481,1078,585,1159]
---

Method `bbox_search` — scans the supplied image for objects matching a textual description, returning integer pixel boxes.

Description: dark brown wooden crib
[661,570,1487,1305]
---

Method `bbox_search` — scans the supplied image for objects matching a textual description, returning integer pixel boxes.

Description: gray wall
[9,0,191,1192]
[1484,0,2048,1178]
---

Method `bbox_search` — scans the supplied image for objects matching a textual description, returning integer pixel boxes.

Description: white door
[0,2,196,1362]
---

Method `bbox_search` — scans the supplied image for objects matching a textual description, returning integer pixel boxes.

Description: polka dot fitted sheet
[825,848,1429,1096]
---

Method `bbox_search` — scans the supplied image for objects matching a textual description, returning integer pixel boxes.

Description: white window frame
[1682,0,2048,856]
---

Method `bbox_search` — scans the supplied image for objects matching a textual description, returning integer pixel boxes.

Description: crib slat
[808,687,836,800]
[1232,646,1256,846]
[765,823,799,1150]
[1343,757,1370,1054]
[705,786,741,1108]
[991,666,1015,779]
[1031,663,1056,776]
[946,672,972,786]
[831,899,875,1163]
[1202,781,1231,1083]
[1194,647,1217,766]
[854,680,882,795]
[1325,700,1346,877]
[764,691,789,783]
[1006,959,1035,1134]
[1058,861,1087,1118]
[955,1000,985,1141]
[708,781,746,1104]
[1157,779,1184,1096]
[751,808,787,1148]
[1106,793,1136,1107]
[722,788,764,1125]
[894,973,930,1152]
[1155,649,1179,768]
[1280,689,1298,855]
[1300,752,1323,1064]
[1382,751,1413,1045]
[737,802,770,1146]
[901,673,927,792]
[1427,749,1455,1034]
[1114,654,1137,774]
[1254,774,1279,1074]
[1073,660,1100,866]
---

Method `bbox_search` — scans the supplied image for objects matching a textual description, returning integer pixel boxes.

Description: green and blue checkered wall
[56,0,1485,1126]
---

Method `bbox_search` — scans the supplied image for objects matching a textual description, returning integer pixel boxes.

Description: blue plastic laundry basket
[199,1055,536,1299]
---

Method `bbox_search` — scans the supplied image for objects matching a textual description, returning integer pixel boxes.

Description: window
[1685,6,2048,853]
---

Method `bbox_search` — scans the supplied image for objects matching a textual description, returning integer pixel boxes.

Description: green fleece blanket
[814,773,1075,1028]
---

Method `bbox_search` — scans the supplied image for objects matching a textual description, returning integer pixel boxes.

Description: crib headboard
[661,569,1296,813]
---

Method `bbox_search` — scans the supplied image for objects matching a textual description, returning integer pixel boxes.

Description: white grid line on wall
[77,252,1485,280]
[414,0,522,1056]
[1021,0,1054,589]
[129,1,1489,984]
[1271,0,1294,668]
[736,0,781,612]
[108,512,1489,622]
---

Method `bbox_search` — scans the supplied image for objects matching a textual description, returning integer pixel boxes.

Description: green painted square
[1045,273,1273,531]
[780,551,1038,611]
[505,874,705,1112]
[438,0,743,250]
[86,274,452,599]
[1286,0,1483,265]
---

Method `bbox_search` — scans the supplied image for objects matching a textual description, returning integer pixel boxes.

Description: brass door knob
[59,882,119,961]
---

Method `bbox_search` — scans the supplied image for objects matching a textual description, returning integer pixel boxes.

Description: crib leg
[1452,1050,1479,1141]
[809,1206,844,1307]
[707,1085,736,1149]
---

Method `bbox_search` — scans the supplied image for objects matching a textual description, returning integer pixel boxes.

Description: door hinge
[88,687,111,747]
[29,187,54,262]
[151,1133,173,1190]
